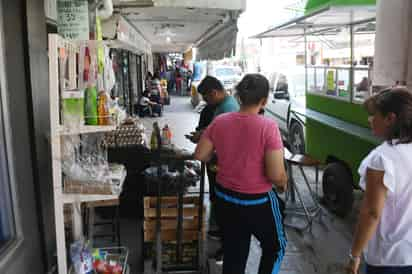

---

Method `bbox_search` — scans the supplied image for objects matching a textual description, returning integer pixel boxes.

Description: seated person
[357,77,370,92]
[139,91,162,117]
[150,72,162,104]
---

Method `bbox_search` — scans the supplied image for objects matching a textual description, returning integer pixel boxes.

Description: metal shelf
[62,193,120,204]
[62,168,127,204]
[57,125,116,136]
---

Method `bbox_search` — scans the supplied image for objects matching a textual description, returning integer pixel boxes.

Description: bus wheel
[322,162,354,217]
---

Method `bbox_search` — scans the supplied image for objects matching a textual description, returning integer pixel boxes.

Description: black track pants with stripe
[215,185,287,274]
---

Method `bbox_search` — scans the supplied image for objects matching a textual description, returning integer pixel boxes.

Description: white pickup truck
[264,69,306,154]
[191,64,241,108]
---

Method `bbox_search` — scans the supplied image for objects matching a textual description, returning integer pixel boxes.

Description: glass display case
[305,23,375,103]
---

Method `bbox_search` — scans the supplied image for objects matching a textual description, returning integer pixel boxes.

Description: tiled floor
[98,96,362,274]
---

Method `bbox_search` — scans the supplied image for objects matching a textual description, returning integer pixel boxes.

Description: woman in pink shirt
[195,74,288,274]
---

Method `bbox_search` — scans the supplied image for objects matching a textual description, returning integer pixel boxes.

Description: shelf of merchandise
[57,125,117,136]
[48,34,124,274]
[62,170,127,204]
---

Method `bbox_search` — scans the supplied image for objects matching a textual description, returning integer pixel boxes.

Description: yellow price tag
[327,70,336,92]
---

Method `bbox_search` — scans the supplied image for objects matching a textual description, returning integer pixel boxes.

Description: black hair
[197,76,224,94]
[364,87,412,144]
[153,71,160,79]
[235,74,270,106]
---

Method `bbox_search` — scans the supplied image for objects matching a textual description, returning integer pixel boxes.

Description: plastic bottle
[162,124,172,145]
[84,86,98,125]
[150,122,162,150]
[97,90,109,125]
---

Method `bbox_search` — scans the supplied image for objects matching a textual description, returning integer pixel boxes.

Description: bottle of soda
[97,90,109,125]
[162,124,172,145]
[150,122,162,150]
[84,86,98,125]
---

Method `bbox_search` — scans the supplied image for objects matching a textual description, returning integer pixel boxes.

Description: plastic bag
[70,240,93,274]
[143,162,200,196]
[61,134,110,184]
[109,98,127,126]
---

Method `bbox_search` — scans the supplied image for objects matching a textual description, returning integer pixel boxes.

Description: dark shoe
[207,230,222,241]
[214,247,224,265]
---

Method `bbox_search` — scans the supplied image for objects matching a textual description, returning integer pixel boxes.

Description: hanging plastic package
[96,16,105,74]
[70,240,93,274]
[103,46,116,92]
[84,46,98,125]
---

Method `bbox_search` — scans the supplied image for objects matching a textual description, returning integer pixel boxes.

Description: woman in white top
[347,87,412,274]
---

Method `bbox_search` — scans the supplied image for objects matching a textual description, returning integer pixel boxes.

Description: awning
[102,14,152,55]
[252,5,376,39]
[305,0,376,15]
[196,22,238,60]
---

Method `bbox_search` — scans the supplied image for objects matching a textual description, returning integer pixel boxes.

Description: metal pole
[197,163,206,270]
[156,154,162,273]
[304,24,308,93]
[176,191,184,264]
[350,24,355,103]
[127,52,134,115]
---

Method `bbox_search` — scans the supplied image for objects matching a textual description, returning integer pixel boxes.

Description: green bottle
[84,86,98,125]
[150,122,162,150]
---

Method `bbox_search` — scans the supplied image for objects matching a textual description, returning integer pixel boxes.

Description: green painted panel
[306,118,376,183]
[305,0,376,14]
[307,93,370,128]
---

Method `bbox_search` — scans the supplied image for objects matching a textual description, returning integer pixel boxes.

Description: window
[307,67,315,91]
[315,68,325,92]
[306,26,351,101]
[215,68,236,78]
[353,21,375,104]
[337,69,350,98]
[0,82,16,252]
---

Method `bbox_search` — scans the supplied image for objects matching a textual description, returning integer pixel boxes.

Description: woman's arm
[351,168,387,257]
[265,149,288,192]
[347,168,387,274]
[194,136,214,162]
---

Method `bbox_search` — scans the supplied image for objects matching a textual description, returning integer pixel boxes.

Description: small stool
[86,198,121,247]
[284,148,322,231]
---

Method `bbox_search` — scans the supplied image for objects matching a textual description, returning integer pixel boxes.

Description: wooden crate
[143,196,205,242]
[145,242,198,265]
[64,179,115,195]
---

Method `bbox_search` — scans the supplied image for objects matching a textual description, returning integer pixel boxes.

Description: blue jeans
[367,264,412,274]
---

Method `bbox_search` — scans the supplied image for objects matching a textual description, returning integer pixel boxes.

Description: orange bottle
[97,91,109,125]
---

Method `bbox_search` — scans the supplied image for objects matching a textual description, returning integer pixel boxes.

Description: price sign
[57,0,89,40]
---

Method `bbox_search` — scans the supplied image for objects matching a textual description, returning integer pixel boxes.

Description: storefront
[111,49,143,115]
[0,1,47,273]
[102,15,152,115]
[0,0,244,273]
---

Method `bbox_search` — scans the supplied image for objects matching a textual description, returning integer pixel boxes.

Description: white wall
[374,0,412,87]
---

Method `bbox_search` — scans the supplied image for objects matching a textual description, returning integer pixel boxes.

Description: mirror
[274,90,290,100]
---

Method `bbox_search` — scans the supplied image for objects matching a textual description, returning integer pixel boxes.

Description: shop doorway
[0,1,44,273]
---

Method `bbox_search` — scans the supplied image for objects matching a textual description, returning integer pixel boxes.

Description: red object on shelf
[84,47,91,82]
